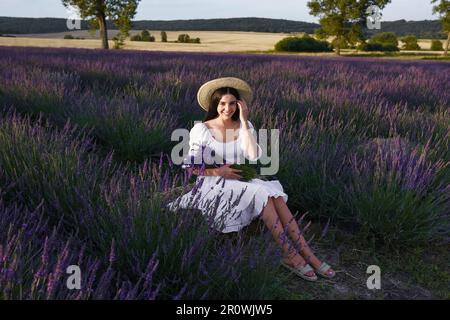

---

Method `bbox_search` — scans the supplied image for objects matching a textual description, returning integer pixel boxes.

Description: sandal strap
[299,264,314,274]
[280,260,314,274]
[317,262,331,274]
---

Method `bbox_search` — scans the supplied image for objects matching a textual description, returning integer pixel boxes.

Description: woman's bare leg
[272,196,335,277]
[259,197,316,277]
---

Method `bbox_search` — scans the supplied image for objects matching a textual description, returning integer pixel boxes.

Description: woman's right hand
[215,164,242,180]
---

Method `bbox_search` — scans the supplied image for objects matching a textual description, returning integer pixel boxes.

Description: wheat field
[0,29,293,52]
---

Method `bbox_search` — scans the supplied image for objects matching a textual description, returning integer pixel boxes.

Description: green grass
[379,245,450,299]
[229,49,450,62]
[422,56,450,61]
[272,223,450,299]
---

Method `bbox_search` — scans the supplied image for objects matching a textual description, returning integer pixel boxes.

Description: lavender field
[0,46,449,299]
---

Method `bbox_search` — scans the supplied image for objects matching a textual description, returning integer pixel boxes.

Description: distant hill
[366,20,446,39]
[0,17,90,34]
[132,17,320,33]
[0,16,318,34]
[0,16,446,39]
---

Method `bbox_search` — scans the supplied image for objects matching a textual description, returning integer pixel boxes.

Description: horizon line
[0,16,441,23]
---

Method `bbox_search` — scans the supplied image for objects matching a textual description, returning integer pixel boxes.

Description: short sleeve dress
[166,120,288,233]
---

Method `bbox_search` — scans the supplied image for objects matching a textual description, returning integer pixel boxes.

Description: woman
[167,77,335,281]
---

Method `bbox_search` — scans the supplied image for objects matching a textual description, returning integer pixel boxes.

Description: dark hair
[203,87,241,122]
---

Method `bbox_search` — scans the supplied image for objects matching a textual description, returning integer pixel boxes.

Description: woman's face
[216,94,238,120]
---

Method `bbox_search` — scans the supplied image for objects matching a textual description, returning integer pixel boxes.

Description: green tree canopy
[308,0,391,55]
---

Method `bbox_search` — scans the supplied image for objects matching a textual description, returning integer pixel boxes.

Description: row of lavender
[0,46,449,298]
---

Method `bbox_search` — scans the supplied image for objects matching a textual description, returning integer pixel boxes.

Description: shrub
[431,39,444,51]
[133,30,155,42]
[274,35,333,52]
[401,35,421,50]
[381,44,401,52]
[141,30,151,41]
[369,32,399,47]
[362,32,400,51]
[176,34,200,44]
[342,138,449,247]
[112,35,125,49]
[130,34,142,41]
[64,34,74,39]
[178,34,190,43]
[358,42,400,52]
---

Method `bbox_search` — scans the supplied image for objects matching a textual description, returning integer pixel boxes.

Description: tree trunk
[98,14,109,49]
[445,32,450,56]
[335,35,341,55]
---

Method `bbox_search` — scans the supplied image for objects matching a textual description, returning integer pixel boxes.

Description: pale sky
[0,0,439,22]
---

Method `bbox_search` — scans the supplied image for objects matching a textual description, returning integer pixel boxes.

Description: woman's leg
[259,197,316,277]
[272,196,335,277]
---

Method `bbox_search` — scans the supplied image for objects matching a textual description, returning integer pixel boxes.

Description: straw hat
[196,77,253,112]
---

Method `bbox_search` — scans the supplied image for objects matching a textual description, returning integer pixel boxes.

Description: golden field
[0,29,293,52]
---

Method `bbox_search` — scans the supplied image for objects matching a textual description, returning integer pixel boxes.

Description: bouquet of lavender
[229,163,258,182]
[182,144,271,182]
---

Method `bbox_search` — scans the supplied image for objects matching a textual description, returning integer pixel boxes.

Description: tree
[401,35,421,50]
[161,31,167,42]
[432,0,450,55]
[307,0,391,55]
[62,0,140,49]
[141,29,150,41]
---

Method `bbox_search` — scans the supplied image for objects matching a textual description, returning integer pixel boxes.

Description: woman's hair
[203,87,241,122]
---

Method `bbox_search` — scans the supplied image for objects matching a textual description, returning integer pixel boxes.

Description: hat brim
[197,77,253,112]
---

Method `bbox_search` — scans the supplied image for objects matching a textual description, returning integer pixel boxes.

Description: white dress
[166,120,288,233]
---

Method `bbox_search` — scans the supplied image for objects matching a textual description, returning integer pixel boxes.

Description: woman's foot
[282,254,317,278]
[296,247,336,279]
[310,260,336,278]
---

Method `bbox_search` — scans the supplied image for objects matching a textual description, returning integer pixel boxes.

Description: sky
[0,0,440,22]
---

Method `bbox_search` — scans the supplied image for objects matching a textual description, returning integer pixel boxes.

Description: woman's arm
[189,165,242,180]
[236,100,262,161]
[240,120,261,161]
[191,167,218,176]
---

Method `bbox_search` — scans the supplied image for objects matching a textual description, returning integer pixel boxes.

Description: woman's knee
[260,198,277,220]
[261,197,274,212]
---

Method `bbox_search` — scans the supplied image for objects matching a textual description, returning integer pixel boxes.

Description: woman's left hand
[237,99,249,122]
